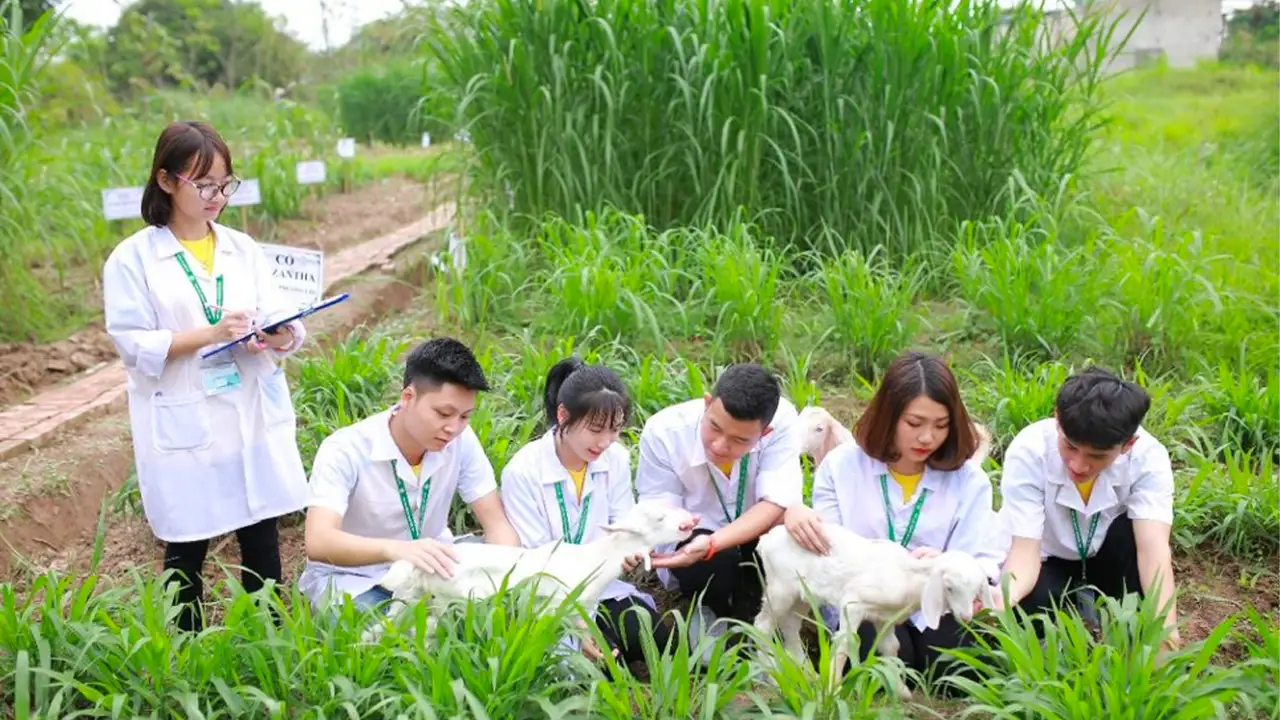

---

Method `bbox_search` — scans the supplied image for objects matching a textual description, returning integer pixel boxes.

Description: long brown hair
[853,350,980,471]
[141,121,234,227]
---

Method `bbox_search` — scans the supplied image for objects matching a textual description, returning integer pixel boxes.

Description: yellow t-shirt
[1075,477,1096,504]
[717,462,733,476]
[178,231,216,275]
[411,463,423,479]
[568,465,588,500]
[889,468,923,502]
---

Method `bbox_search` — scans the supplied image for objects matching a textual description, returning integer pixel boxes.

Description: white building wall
[1103,0,1225,70]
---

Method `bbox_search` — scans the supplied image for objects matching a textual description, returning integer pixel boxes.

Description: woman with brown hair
[102,121,309,632]
[782,350,1003,679]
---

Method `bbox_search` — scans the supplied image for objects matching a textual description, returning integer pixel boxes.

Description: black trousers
[1019,514,1144,619]
[162,516,282,632]
[670,528,765,622]
[596,595,678,664]
[850,615,970,677]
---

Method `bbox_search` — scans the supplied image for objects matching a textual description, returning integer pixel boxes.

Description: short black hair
[543,356,631,432]
[710,363,781,426]
[1055,367,1150,449]
[403,337,490,392]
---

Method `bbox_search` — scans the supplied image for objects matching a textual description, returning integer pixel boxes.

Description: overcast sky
[61,0,1261,52]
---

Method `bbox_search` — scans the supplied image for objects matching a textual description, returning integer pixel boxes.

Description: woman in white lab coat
[501,357,677,666]
[783,350,1003,683]
[102,121,309,632]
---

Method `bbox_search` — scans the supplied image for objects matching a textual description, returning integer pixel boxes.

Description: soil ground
[0,176,439,409]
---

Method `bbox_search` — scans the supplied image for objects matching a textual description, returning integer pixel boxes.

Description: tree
[105,0,309,94]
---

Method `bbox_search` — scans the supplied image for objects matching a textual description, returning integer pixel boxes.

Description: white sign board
[296,160,326,185]
[421,132,432,148]
[102,186,144,220]
[259,243,325,309]
[226,178,261,207]
[336,137,356,159]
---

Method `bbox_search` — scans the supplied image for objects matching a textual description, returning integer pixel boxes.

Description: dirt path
[0,176,443,410]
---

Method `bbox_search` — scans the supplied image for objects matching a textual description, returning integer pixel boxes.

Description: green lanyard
[553,482,593,544]
[879,474,930,547]
[174,253,224,326]
[390,459,431,540]
[1070,509,1101,574]
[708,457,749,524]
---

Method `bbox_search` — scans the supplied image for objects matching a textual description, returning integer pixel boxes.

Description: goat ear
[920,569,947,630]
[981,582,997,611]
[817,422,843,466]
[600,522,643,538]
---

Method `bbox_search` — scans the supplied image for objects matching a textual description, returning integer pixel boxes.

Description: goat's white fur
[798,405,994,469]
[362,500,695,642]
[753,523,995,698]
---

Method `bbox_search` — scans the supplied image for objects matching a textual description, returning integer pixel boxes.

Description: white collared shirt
[499,430,651,607]
[297,407,498,605]
[103,222,308,543]
[635,397,804,531]
[997,418,1174,561]
[812,440,1003,630]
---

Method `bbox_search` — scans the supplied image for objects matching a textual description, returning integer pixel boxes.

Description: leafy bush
[337,59,453,146]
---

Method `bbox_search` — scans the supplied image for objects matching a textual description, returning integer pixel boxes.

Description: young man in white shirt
[994,367,1181,650]
[299,337,521,612]
[637,363,803,628]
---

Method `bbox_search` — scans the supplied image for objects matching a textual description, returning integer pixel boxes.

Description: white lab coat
[811,441,1004,631]
[996,418,1174,561]
[500,431,654,610]
[102,222,309,543]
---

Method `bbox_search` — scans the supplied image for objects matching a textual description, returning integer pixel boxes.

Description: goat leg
[875,623,911,701]
[828,604,862,693]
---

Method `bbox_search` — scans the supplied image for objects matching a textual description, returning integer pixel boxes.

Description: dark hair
[854,350,980,472]
[1055,367,1150,449]
[141,121,235,227]
[543,357,631,432]
[710,363,782,427]
[403,337,490,392]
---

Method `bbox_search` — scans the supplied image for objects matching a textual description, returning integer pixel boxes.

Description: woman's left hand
[246,326,293,354]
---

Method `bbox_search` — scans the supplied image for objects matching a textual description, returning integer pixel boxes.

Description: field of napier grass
[3,0,1280,717]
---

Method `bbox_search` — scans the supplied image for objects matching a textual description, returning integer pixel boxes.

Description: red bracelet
[704,535,718,561]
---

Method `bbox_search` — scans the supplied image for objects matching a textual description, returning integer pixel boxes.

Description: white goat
[364,500,695,641]
[798,405,994,469]
[753,523,995,698]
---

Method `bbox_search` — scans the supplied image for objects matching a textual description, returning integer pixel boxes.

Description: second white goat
[753,523,995,698]
[364,500,695,641]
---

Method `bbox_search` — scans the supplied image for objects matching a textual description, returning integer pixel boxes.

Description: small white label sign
[421,132,432,148]
[259,243,325,309]
[296,160,326,185]
[226,178,261,207]
[336,137,356,159]
[102,186,144,220]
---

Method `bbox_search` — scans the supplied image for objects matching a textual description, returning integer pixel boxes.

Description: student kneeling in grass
[993,367,1182,650]
[636,364,804,646]
[501,357,694,667]
[298,337,521,613]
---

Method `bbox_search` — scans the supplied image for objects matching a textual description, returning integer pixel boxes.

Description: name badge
[202,364,243,396]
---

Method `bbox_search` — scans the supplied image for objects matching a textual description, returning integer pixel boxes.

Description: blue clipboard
[200,292,351,359]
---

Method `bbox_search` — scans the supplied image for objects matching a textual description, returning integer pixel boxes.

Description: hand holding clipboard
[200,293,350,359]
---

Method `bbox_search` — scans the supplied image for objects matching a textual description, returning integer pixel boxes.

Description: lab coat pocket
[151,392,212,453]
[260,367,297,428]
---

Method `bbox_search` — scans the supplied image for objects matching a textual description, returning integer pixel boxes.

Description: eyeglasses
[176,173,242,201]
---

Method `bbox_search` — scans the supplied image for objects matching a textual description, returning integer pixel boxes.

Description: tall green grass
[426,0,1127,258]
[1,542,1275,717]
